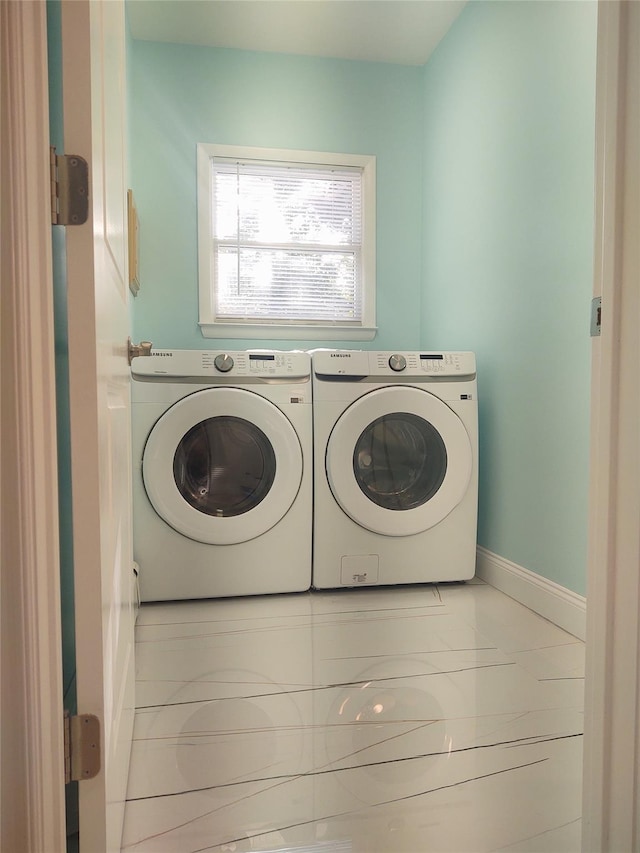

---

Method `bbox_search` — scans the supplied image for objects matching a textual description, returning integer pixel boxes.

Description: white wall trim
[476,547,586,641]
[0,1,66,850]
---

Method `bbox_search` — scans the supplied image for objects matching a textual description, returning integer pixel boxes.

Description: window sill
[199,322,377,341]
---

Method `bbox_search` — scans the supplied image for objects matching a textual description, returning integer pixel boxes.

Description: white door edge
[61,1,135,849]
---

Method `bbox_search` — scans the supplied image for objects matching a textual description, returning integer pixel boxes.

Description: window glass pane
[353,413,447,510]
[173,417,276,517]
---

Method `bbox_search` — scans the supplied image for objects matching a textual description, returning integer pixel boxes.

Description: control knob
[388,354,407,372]
[214,353,234,373]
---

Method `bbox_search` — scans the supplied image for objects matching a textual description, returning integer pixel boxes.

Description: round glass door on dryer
[325,386,473,537]
[142,387,303,545]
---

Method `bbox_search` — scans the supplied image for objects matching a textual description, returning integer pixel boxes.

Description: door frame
[582,1,640,849]
[0,0,66,849]
[2,0,639,848]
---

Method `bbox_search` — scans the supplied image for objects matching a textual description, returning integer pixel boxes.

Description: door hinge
[50,146,89,226]
[64,711,101,784]
[591,296,602,337]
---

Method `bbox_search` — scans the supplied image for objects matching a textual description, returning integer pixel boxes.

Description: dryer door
[143,388,302,544]
[326,386,472,536]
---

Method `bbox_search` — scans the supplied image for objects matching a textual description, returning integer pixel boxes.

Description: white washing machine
[131,349,312,601]
[312,350,478,589]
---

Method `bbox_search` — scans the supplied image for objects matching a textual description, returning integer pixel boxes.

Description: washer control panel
[418,352,469,374]
[313,350,475,379]
[131,349,310,380]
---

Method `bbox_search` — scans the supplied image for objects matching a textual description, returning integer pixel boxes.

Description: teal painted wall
[128,42,424,350]
[421,0,597,595]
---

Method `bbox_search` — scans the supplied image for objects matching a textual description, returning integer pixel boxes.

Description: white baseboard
[475,546,586,641]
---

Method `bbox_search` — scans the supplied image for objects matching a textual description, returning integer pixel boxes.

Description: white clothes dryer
[131,349,312,601]
[312,350,478,589]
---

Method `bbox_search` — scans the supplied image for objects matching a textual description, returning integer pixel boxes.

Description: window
[197,144,376,340]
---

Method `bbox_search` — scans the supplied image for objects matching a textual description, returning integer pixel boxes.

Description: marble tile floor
[121,580,584,853]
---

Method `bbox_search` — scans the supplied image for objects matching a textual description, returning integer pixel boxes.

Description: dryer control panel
[313,350,476,379]
[131,349,311,380]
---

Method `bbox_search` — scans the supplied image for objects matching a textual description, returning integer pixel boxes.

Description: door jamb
[582,1,640,849]
[0,0,66,849]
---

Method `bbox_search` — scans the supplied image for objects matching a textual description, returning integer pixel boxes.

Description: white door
[61,1,136,850]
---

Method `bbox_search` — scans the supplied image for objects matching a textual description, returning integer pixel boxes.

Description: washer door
[143,388,302,545]
[326,387,472,536]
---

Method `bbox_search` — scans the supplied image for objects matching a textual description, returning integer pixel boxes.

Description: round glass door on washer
[174,415,276,518]
[131,350,313,601]
[312,350,478,589]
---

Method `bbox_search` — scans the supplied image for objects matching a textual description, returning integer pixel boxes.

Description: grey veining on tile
[122,582,583,852]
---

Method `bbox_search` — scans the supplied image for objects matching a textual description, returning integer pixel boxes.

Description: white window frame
[197,143,376,340]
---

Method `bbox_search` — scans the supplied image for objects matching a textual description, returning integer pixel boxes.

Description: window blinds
[211,160,364,324]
